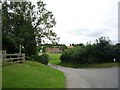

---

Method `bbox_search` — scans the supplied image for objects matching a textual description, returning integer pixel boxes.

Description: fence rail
[2,50,25,65]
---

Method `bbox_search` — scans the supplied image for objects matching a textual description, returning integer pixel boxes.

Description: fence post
[23,54,25,61]
[5,50,6,59]
[18,53,20,62]
[3,50,7,60]
[2,50,6,62]
[9,54,12,65]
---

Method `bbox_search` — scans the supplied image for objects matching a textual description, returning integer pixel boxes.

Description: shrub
[60,48,74,63]
[39,54,49,65]
[60,37,116,64]
[60,46,89,64]
[32,54,49,65]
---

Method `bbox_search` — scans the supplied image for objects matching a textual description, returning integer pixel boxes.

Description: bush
[39,54,49,65]
[32,54,49,65]
[60,48,74,63]
[60,46,89,64]
[60,37,116,64]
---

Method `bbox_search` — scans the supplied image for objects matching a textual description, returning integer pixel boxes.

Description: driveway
[48,63,118,88]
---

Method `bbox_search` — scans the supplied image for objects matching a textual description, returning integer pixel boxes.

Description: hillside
[2,60,65,88]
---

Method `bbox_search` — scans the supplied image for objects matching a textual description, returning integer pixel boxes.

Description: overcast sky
[35,0,119,45]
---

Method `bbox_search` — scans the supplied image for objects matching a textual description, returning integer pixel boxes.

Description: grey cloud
[67,28,108,37]
[66,28,92,36]
[87,32,102,37]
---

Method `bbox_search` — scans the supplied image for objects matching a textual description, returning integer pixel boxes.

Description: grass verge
[50,59,119,68]
[2,60,65,88]
[58,62,119,68]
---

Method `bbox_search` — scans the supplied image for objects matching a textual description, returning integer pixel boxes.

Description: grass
[50,60,119,68]
[48,53,62,64]
[0,66,1,89]
[48,53,61,60]
[58,62,119,68]
[2,60,65,88]
[49,60,61,65]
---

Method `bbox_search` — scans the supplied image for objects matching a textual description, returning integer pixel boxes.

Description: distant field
[48,53,61,60]
[49,59,61,65]
[2,60,65,88]
[48,53,62,64]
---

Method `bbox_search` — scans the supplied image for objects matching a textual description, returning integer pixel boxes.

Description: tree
[2,0,59,56]
[34,1,59,45]
[114,43,120,62]
[94,37,114,63]
[60,44,67,52]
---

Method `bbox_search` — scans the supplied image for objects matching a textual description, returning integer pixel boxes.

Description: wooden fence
[2,50,25,65]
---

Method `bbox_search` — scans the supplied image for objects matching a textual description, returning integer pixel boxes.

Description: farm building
[45,47,62,53]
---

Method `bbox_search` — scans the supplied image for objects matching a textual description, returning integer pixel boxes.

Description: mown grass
[48,53,61,60]
[2,60,65,88]
[50,60,119,68]
[49,59,61,65]
[58,62,119,68]
[48,53,62,65]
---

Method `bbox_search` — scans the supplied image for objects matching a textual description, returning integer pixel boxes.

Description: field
[48,53,61,64]
[48,53,61,60]
[2,60,65,88]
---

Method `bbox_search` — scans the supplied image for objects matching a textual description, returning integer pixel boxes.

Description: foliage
[2,1,58,56]
[71,43,85,47]
[60,48,74,63]
[59,44,67,52]
[33,54,49,65]
[39,54,49,65]
[2,36,19,53]
[60,37,119,64]
[60,46,89,64]
[114,43,120,62]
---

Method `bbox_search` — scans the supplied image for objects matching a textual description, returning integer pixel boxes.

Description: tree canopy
[2,0,59,56]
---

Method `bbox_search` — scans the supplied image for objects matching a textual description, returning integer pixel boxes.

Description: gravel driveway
[48,63,119,88]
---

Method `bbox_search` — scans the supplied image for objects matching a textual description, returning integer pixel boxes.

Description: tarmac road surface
[48,63,119,88]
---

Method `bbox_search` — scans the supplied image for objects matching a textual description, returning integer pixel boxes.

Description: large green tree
[2,0,58,56]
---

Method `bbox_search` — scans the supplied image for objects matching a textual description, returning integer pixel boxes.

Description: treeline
[60,37,120,64]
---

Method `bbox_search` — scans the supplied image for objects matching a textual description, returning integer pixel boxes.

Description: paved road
[48,63,119,88]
